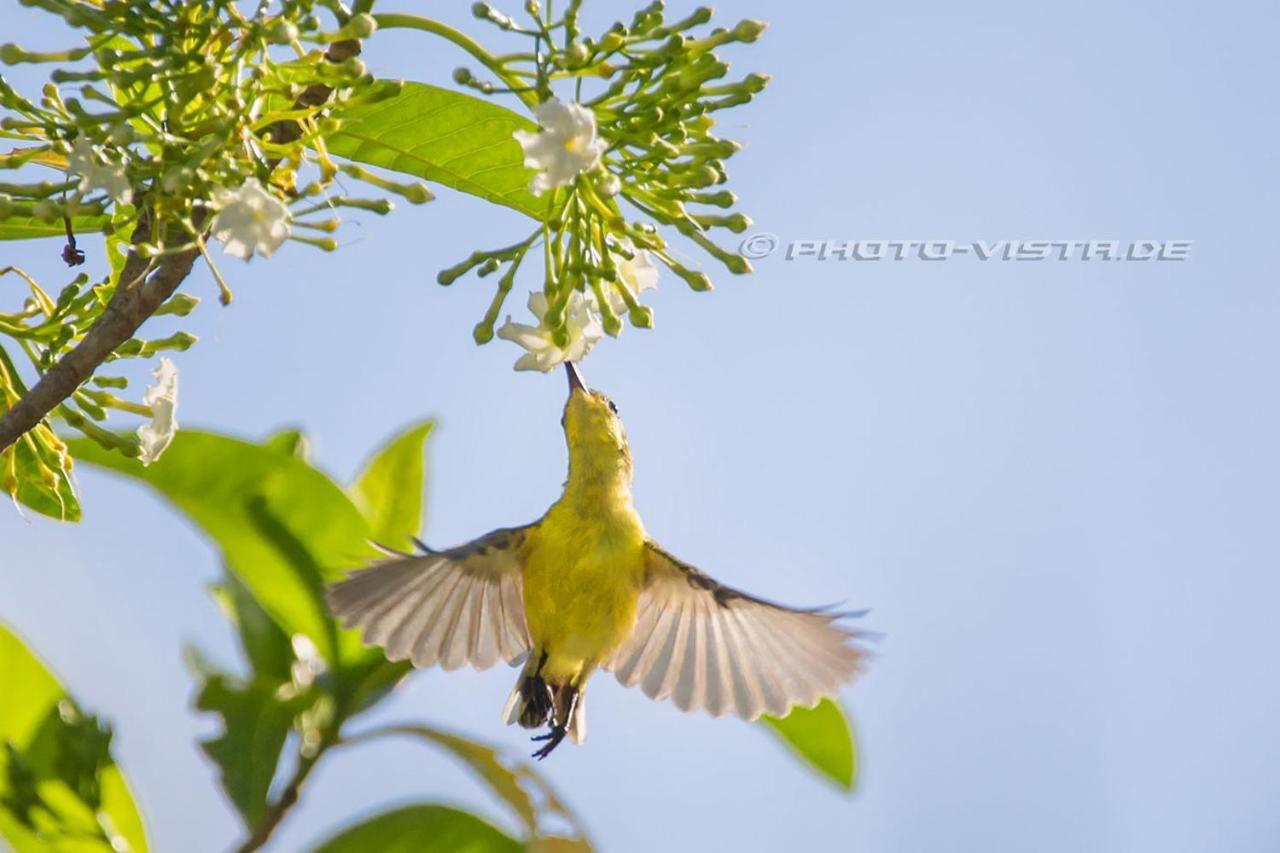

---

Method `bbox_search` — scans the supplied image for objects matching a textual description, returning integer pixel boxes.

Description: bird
[326,363,868,759]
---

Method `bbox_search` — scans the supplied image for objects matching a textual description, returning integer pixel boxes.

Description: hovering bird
[327,363,867,759]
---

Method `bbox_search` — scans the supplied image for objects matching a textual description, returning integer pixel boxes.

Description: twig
[233,743,329,853]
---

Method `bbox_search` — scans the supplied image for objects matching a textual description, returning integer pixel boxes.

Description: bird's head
[562,362,632,484]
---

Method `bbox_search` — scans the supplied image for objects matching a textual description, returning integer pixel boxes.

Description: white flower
[136,358,179,466]
[210,178,291,260]
[67,137,133,204]
[593,238,660,316]
[513,98,607,196]
[497,291,602,372]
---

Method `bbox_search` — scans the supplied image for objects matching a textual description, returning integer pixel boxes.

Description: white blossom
[593,238,660,316]
[67,138,133,204]
[210,178,291,260]
[136,358,179,466]
[497,291,602,372]
[513,98,607,196]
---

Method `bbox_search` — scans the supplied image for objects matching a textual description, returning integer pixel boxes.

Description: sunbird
[328,363,867,758]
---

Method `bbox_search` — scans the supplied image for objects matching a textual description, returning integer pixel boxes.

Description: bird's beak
[565,361,587,395]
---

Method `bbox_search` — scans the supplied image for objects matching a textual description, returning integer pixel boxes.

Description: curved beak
[565,361,587,394]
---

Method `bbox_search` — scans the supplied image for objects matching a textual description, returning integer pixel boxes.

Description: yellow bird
[327,363,867,758]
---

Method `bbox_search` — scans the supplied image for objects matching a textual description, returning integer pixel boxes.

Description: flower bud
[348,13,378,38]
[628,304,655,329]
[267,20,299,45]
[733,19,768,42]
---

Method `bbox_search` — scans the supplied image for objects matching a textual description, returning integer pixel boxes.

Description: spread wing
[326,526,532,671]
[607,541,868,720]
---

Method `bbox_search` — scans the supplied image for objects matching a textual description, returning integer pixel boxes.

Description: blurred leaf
[353,724,592,847]
[7,433,81,523]
[0,624,148,852]
[760,699,857,791]
[527,838,593,853]
[368,725,537,834]
[195,674,309,828]
[310,804,521,853]
[261,428,311,461]
[0,216,108,242]
[70,431,377,664]
[348,421,433,552]
[337,656,411,718]
[326,82,543,220]
[208,572,294,683]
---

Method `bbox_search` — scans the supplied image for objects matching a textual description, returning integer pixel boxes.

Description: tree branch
[0,38,362,454]
[233,743,327,853]
[0,214,199,452]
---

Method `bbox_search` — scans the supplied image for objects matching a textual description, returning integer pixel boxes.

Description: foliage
[0,624,147,852]
[1,0,768,518]
[762,698,858,791]
[67,423,593,849]
[1,3,862,850]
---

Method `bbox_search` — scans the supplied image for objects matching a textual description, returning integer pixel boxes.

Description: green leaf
[208,571,294,684]
[70,431,376,665]
[195,674,308,828]
[354,724,592,846]
[310,804,521,853]
[0,216,108,242]
[348,421,434,552]
[760,699,857,791]
[0,624,148,852]
[326,82,543,220]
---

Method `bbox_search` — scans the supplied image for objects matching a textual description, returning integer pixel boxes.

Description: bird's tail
[502,657,587,744]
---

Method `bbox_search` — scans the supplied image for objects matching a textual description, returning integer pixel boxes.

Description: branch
[0,214,198,452]
[233,744,327,853]
[0,39,362,454]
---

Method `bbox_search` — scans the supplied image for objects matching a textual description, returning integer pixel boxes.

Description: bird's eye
[607,399,619,415]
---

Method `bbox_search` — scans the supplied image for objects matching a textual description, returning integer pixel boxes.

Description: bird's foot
[531,724,567,760]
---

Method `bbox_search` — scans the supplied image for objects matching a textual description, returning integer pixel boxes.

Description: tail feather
[502,660,588,744]
[502,658,553,730]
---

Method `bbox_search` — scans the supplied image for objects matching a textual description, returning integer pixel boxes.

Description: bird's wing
[606,541,868,720]
[327,526,532,671]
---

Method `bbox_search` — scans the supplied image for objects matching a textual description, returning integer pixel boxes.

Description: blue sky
[3,1,1278,851]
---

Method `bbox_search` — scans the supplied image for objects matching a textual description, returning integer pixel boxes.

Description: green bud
[690,190,736,208]
[733,19,768,42]
[674,267,713,291]
[564,42,589,68]
[473,320,495,345]
[0,44,25,65]
[743,72,772,93]
[453,67,473,85]
[478,257,502,277]
[33,199,58,223]
[267,20,299,44]
[348,13,378,38]
[155,293,201,317]
[341,58,367,79]
[628,304,655,328]
[402,183,433,204]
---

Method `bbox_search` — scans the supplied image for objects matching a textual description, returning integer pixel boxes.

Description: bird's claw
[531,725,566,760]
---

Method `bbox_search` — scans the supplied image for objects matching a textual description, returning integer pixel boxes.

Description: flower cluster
[0,0,435,512]
[439,1,767,371]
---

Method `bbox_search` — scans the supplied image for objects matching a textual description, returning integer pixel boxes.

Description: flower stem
[373,13,539,108]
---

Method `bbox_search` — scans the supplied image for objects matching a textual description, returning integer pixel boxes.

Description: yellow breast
[522,497,648,683]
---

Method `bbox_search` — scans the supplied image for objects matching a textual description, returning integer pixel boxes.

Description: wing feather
[607,541,868,720]
[327,526,532,672]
